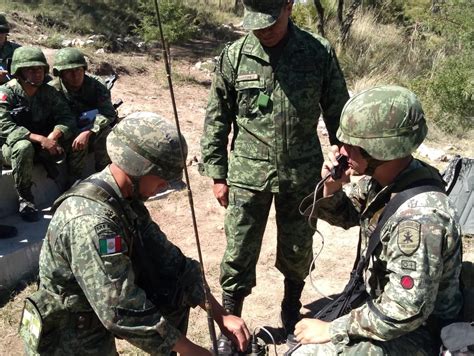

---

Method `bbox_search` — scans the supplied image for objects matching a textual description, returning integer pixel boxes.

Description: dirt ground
[1,30,473,355]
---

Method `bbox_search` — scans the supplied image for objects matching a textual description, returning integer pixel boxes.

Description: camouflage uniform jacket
[0,40,20,82]
[49,74,116,135]
[312,159,463,350]
[37,168,205,354]
[0,79,75,146]
[200,22,349,192]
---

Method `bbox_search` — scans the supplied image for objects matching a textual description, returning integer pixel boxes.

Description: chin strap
[152,1,218,353]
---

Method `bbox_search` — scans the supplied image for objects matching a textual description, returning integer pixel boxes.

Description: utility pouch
[19,297,43,352]
[19,289,65,352]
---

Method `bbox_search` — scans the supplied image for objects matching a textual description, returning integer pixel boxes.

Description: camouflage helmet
[0,13,9,32]
[336,85,427,161]
[52,48,87,76]
[10,47,49,76]
[242,0,287,30]
[106,112,187,181]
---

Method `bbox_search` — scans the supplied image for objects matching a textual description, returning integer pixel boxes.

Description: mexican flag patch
[99,235,122,255]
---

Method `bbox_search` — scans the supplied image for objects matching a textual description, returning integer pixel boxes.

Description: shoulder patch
[94,222,115,236]
[401,260,417,271]
[0,92,8,103]
[98,235,123,255]
[397,220,421,256]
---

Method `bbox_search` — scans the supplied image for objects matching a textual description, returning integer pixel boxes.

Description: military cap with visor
[0,13,10,32]
[242,0,289,30]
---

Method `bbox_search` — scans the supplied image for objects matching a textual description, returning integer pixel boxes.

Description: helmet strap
[360,148,384,176]
[130,176,147,201]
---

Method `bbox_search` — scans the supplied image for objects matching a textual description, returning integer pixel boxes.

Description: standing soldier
[0,13,21,85]
[20,112,250,355]
[294,86,463,355]
[0,47,76,221]
[199,0,349,348]
[49,47,116,173]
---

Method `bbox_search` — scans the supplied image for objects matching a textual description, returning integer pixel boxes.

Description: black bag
[440,322,474,354]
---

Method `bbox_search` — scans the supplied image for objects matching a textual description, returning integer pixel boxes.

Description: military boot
[18,188,39,222]
[217,293,245,355]
[281,278,305,345]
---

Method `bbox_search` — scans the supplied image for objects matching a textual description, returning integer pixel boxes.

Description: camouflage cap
[242,0,287,30]
[11,47,49,76]
[53,48,87,76]
[106,112,187,181]
[337,85,427,161]
[0,13,9,31]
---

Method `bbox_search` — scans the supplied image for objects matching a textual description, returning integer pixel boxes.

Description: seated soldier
[49,47,116,173]
[0,13,21,85]
[294,86,463,355]
[0,47,76,221]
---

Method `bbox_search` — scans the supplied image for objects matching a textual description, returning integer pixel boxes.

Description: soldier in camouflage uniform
[0,13,21,85]
[19,112,250,356]
[199,0,349,346]
[0,47,76,221]
[293,86,463,355]
[49,47,116,173]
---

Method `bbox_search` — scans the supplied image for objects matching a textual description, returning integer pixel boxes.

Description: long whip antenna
[152,0,218,353]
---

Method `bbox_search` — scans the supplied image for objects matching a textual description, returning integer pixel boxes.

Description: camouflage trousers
[73,126,112,174]
[2,138,85,194]
[23,302,190,356]
[221,185,315,296]
[292,326,437,356]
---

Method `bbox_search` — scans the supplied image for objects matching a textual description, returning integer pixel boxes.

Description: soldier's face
[60,67,85,91]
[0,33,7,46]
[340,144,368,175]
[20,66,45,87]
[253,2,293,47]
[138,175,169,199]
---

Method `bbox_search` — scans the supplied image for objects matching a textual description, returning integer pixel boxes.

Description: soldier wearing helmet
[0,46,76,221]
[200,0,349,349]
[20,112,250,355]
[0,13,21,84]
[49,48,117,174]
[293,86,462,355]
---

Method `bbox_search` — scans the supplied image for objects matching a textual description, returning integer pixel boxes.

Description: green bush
[412,53,474,135]
[136,0,199,44]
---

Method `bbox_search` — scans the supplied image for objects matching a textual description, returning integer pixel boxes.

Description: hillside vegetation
[2,0,473,136]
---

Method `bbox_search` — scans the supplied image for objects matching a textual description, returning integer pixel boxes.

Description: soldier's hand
[0,70,8,82]
[294,318,331,344]
[220,314,251,352]
[41,137,64,156]
[72,130,93,151]
[322,145,349,197]
[213,179,229,208]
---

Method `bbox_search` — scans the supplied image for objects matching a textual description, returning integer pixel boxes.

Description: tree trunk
[313,0,325,37]
[337,0,344,24]
[340,0,362,45]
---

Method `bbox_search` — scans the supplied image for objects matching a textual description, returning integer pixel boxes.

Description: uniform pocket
[235,79,265,118]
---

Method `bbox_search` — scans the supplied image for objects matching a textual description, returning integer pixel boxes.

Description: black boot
[18,188,39,222]
[281,278,305,344]
[217,292,245,355]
